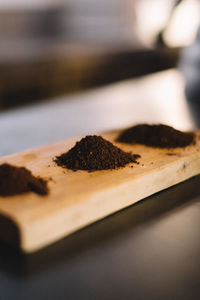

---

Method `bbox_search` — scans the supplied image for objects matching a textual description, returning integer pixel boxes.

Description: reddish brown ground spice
[55,135,140,172]
[0,163,48,197]
[116,124,195,148]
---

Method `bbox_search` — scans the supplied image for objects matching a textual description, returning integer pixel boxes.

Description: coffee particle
[55,135,140,172]
[0,163,48,197]
[116,124,195,148]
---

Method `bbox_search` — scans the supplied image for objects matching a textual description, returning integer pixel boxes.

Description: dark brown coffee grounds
[0,163,48,197]
[116,124,195,148]
[55,135,140,172]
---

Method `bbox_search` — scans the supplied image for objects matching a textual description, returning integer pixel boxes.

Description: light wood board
[0,130,200,253]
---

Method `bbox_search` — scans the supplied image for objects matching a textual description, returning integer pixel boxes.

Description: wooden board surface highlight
[0,130,200,252]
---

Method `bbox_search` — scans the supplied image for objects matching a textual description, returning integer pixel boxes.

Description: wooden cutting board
[0,130,200,253]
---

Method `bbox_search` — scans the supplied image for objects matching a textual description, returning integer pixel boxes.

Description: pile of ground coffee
[55,135,140,171]
[116,124,195,148]
[0,163,48,197]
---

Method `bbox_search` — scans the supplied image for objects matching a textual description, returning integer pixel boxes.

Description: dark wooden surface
[0,47,179,110]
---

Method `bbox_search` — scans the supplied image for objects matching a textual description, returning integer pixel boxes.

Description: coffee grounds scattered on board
[116,124,195,148]
[0,163,48,197]
[55,135,140,172]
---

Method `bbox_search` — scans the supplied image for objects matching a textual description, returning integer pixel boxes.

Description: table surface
[0,69,200,300]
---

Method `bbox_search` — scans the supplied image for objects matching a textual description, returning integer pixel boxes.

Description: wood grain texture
[0,130,200,253]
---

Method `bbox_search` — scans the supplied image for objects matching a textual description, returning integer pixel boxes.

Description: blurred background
[0,0,199,110]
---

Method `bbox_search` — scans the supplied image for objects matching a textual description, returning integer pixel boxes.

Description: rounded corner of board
[0,213,22,249]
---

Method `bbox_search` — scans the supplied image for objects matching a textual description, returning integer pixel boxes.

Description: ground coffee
[116,124,195,148]
[55,135,140,171]
[0,163,48,197]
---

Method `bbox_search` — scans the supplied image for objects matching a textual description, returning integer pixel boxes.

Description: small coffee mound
[116,124,195,148]
[0,163,48,197]
[55,135,140,171]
